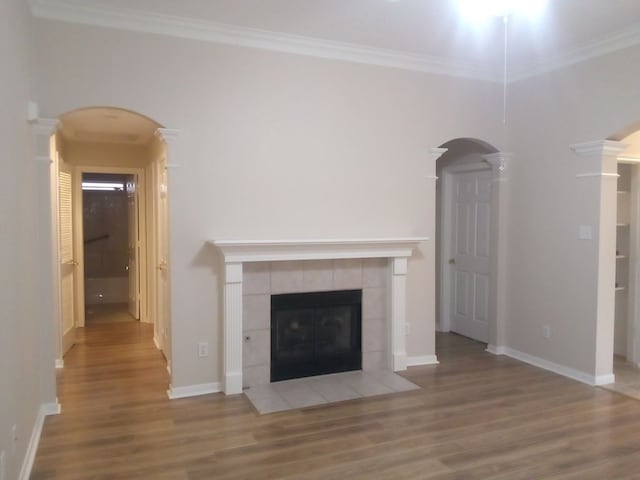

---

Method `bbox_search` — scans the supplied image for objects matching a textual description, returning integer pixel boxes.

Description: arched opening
[435,137,504,360]
[602,124,640,397]
[46,106,173,402]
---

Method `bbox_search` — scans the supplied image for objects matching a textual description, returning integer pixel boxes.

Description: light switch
[578,225,592,240]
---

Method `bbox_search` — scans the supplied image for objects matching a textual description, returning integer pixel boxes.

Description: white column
[223,262,244,394]
[484,152,512,354]
[33,118,60,408]
[390,257,408,371]
[571,140,628,384]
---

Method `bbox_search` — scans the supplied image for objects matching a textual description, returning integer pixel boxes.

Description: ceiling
[59,108,160,145]
[30,0,640,81]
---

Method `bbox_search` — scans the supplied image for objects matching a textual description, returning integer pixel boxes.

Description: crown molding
[30,0,640,84]
[510,20,640,82]
[28,0,499,82]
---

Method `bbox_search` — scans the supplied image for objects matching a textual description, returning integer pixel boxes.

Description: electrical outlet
[543,325,551,339]
[198,342,209,358]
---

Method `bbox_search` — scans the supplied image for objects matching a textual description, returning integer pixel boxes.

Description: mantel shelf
[209,237,429,263]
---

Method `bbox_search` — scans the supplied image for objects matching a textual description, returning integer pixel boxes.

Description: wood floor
[32,327,640,479]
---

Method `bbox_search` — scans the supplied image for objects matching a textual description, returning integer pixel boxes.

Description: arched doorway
[37,106,174,398]
[434,137,508,353]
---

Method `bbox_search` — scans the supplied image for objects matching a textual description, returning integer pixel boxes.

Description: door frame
[73,165,148,327]
[439,162,493,335]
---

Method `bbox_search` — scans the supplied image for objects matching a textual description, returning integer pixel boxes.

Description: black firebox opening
[271,289,362,382]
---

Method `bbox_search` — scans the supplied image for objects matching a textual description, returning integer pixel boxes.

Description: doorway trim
[74,165,148,327]
[433,146,511,352]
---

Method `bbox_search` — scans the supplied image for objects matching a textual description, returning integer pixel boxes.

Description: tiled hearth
[245,369,419,414]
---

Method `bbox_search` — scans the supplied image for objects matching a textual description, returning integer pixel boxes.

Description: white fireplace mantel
[209,237,428,395]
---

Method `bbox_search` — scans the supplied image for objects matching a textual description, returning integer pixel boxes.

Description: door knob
[449,258,456,265]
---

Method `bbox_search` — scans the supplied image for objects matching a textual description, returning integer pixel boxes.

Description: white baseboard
[167,382,221,400]
[594,373,616,386]
[486,344,507,355]
[55,358,64,369]
[19,401,60,480]
[502,347,611,386]
[407,355,439,367]
[153,335,161,350]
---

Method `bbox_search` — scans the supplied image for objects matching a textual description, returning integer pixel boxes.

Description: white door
[127,175,140,319]
[59,164,77,354]
[447,168,491,342]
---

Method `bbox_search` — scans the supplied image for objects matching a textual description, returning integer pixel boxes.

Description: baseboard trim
[407,355,439,367]
[167,382,221,400]
[19,401,61,480]
[594,373,616,386]
[486,344,507,355]
[55,358,64,369]
[502,347,610,386]
[153,335,161,350]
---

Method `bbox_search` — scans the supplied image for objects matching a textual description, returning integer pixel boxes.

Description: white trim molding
[28,0,499,82]
[575,172,620,179]
[484,152,512,175]
[211,237,428,264]
[501,347,614,386]
[486,344,507,355]
[167,382,222,400]
[55,358,64,369]
[407,355,439,367]
[618,154,640,164]
[570,140,629,158]
[19,402,61,480]
[211,237,427,395]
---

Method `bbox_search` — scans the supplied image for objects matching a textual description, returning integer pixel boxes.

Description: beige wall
[0,1,55,478]
[506,45,640,375]
[34,20,505,389]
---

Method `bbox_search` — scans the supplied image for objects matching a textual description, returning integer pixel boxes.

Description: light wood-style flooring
[32,326,640,479]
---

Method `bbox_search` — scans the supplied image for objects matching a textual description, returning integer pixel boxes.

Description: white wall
[34,19,505,389]
[506,44,640,376]
[0,1,55,478]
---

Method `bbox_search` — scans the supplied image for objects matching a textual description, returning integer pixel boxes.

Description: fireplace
[271,289,362,382]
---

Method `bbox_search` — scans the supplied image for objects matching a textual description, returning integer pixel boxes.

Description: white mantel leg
[390,257,408,371]
[223,262,244,394]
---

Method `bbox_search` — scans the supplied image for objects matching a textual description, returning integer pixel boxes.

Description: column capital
[155,128,180,144]
[484,152,512,174]
[224,262,243,284]
[32,118,58,137]
[430,147,448,162]
[570,140,628,158]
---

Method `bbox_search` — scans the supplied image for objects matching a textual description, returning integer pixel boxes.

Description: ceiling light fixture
[457,0,547,124]
[457,0,547,22]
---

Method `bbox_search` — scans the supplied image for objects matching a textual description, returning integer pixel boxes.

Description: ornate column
[484,152,512,355]
[390,257,408,371]
[33,118,61,412]
[571,140,627,384]
[223,262,244,394]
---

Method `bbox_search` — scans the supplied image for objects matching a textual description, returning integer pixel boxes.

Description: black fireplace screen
[271,289,362,382]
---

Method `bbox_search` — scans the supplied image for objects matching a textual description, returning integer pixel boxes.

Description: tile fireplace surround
[210,238,427,395]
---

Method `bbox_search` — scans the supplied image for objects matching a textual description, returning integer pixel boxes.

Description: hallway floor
[85,302,136,324]
[31,332,640,479]
[600,356,640,401]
